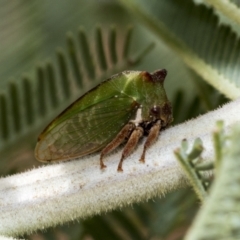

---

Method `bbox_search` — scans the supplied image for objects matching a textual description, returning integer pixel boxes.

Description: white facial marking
[130,108,142,126]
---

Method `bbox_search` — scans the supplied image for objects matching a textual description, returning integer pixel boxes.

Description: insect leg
[100,123,135,169]
[139,120,161,163]
[117,126,144,172]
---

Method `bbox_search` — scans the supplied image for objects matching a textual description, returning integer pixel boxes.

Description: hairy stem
[0,98,240,237]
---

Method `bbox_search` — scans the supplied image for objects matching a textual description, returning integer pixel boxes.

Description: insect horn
[151,69,167,83]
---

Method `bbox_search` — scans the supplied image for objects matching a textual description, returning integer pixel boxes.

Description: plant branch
[0,98,240,237]
[205,0,240,26]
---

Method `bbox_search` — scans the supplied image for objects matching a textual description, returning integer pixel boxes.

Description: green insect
[35,69,173,171]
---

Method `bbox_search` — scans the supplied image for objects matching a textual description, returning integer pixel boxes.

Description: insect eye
[150,106,161,117]
[160,102,173,126]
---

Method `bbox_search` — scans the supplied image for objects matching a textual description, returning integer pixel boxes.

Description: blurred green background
[0,1,227,239]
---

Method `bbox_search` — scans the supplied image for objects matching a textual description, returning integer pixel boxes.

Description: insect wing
[35,95,137,162]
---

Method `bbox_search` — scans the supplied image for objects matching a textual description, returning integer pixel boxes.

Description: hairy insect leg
[139,120,161,163]
[117,127,144,172]
[100,123,135,169]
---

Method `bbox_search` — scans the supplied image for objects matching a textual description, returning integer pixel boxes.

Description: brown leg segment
[100,123,135,169]
[117,126,144,172]
[139,120,161,163]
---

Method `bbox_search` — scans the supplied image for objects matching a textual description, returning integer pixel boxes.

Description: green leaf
[174,138,210,202]
[186,123,240,239]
